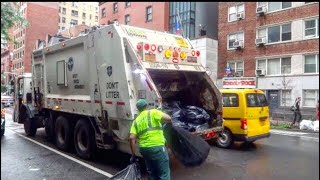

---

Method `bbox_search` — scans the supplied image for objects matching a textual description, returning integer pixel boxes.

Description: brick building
[98,2,169,32]
[217,2,319,119]
[11,2,59,76]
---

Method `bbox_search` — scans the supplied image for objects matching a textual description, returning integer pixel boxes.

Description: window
[62,27,65,30]
[82,21,85,25]
[101,8,106,18]
[90,14,92,20]
[146,6,152,21]
[304,54,319,73]
[281,90,292,107]
[113,3,118,13]
[95,16,98,22]
[72,2,78,8]
[303,90,318,107]
[227,61,244,76]
[82,13,86,19]
[71,19,78,26]
[59,7,61,13]
[125,2,131,8]
[246,93,268,107]
[258,23,291,43]
[228,4,244,22]
[257,57,291,75]
[281,57,291,74]
[125,14,130,25]
[62,17,66,23]
[62,8,66,14]
[304,18,319,38]
[222,93,239,107]
[228,32,244,49]
[267,2,292,12]
[71,10,78,17]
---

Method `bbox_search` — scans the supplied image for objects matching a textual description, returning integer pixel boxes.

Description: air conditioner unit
[255,38,266,46]
[237,13,244,20]
[233,41,244,49]
[256,69,265,76]
[256,6,267,16]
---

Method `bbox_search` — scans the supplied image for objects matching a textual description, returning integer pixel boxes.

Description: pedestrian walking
[291,97,302,128]
[129,99,172,180]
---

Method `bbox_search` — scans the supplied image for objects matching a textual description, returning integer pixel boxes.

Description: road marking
[8,128,113,178]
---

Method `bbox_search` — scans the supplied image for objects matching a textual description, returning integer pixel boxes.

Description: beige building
[59,2,99,31]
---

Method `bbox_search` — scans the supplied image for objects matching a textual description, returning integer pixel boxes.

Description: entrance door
[267,90,279,115]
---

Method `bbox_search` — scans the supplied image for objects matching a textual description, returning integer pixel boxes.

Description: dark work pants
[140,146,170,180]
[292,111,302,125]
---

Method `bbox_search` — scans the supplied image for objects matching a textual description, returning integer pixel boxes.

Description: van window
[222,93,239,107]
[246,93,268,107]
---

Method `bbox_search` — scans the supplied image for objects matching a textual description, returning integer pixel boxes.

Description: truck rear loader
[13,22,223,160]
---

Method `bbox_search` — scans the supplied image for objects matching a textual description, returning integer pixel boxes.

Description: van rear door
[245,92,270,137]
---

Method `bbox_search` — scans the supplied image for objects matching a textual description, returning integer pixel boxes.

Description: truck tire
[24,116,37,137]
[74,119,96,160]
[55,116,72,151]
[216,129,233,148]
[44,112,55,142]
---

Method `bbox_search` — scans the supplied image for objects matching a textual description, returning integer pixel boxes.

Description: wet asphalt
[1,109,319,180]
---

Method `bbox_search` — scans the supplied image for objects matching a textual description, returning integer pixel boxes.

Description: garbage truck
[13,22,223,160]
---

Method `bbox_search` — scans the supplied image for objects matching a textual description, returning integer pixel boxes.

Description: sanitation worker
[129,99,172,180]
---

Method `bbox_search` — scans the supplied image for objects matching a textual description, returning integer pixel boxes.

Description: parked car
[1,95,14,107]
[1,103,5,136]
[217,88,270,148]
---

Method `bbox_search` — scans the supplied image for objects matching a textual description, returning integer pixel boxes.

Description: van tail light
[240,118,247,130]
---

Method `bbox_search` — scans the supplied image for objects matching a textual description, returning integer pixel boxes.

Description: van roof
[220,88,264,94]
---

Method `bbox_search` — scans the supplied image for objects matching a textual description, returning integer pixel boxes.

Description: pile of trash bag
[109,162,141,180]
[163,123,210,167]
[299,120,319,132]
[162,101,211,132]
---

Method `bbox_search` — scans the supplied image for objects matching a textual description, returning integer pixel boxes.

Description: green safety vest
[130,110,165,148]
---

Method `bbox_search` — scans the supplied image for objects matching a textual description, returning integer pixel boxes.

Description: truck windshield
[246,93,268,107]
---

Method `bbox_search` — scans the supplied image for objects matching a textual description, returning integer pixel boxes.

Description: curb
[271,127,319,133]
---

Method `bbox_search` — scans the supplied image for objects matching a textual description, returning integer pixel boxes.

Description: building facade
[217,2,319,119]
[11,2,59,76]
[169,2,219,40]
[98,2,169,32]
[58,2,99,31]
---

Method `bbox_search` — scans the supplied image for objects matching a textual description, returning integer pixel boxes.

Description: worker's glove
[130,155,138,164]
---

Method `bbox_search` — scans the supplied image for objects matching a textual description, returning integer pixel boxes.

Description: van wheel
[55,116,72,151]
[74,119,96,160]
[24,117,37,137]
[217,129,233,148]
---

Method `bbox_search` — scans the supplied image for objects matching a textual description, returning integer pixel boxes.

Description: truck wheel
[217,129,233,148]
[74,119,96,160]
[55,116,72,151]
[24,117,37,137]
[45,112,55,142]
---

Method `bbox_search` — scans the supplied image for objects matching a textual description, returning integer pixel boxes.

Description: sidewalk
[270,119,319,133]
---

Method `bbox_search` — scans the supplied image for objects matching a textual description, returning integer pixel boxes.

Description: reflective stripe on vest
[134,110,162,137]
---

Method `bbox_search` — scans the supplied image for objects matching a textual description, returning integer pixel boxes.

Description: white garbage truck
[13,22,223,159]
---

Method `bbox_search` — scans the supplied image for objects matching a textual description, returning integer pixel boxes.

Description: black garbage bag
[162,101,182,116]
[163,123,210,167]
[109,162,141,180]
[184,106,211,125]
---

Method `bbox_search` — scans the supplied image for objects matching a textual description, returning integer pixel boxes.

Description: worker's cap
[136,99,147,111]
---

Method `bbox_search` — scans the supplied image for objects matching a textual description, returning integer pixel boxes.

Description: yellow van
[217,89,270,148]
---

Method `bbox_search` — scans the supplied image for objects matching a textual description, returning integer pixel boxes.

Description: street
[1,108,319,180]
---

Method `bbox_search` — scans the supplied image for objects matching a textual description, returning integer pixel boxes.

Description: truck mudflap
[193,126,224,140]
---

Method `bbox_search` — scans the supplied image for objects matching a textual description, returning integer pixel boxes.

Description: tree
[1,2,29,42]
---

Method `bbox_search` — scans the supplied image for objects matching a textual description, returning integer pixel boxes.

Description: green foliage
[1,2,29,42]
[1,85,7,93]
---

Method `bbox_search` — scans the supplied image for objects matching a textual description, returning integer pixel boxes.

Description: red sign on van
[222,77,256,88]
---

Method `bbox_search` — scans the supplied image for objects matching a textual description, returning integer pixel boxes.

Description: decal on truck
[106,82,120,99]
[175,37,189,48]
[68,57,74,71]
[107,66,112,77]
[125,28,147,39]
